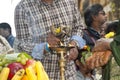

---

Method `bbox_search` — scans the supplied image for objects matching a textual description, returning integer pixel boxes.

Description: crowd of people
[0,0,120,80]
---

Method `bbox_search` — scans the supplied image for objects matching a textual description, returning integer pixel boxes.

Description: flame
[60,41,64,46]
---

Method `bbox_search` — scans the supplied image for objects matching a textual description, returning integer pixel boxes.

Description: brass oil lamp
[49,24,74,80]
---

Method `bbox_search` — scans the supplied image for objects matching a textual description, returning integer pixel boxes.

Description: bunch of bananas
[0,61,49,80]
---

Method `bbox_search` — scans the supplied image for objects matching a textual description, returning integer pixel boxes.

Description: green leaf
[86,46,91,52]
[81,57,85,64]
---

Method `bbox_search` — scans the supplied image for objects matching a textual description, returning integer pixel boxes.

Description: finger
[64,52,69,59]
[68,53,73,60]
[69,49,78,60]
[75,60,80,66]
[68,50,74,60]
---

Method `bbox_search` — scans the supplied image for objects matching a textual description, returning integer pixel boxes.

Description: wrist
[44,43,50,53]
[69,40,78,47]
[106,38,113,50]
[107,42,111,50]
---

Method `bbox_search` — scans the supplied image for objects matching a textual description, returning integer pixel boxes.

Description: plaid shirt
[15,0,85,79]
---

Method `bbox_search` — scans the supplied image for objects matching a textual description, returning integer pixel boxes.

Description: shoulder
[83,29,89,34]
[15,0,35,9]
[59,0,76,5]
[83,29,92,39]
[68,0,76,5]
[59,0,75,4]
[7,35,15,41]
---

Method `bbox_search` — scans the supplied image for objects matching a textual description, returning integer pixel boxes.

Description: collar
[6,35,14,40]
[87,27,101,38]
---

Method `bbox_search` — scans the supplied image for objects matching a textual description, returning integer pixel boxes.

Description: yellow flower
[105,32,115,38]
[55,27,61,34]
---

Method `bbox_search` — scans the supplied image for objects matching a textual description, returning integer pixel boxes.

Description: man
[14,0,86,80]
[0,23,15,47]
[83,4,107,49]
[80,4,107,79]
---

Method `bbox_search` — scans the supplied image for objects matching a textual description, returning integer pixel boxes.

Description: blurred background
[77,0,120,20]
[0,0,21,36]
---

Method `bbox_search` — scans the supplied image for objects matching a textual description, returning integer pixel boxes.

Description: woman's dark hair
[0,23,11,34]
[105,20,119,34]
[84,4,103,27]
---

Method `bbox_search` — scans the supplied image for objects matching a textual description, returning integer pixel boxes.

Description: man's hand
[67,41,78,60]
[75,60,92,77]
[47,33,60,47]
[92,38,113,52]
[86,50,112,69]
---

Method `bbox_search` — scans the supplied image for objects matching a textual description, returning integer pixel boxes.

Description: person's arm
[67,1,86,60]
[92,38,113,52]
[32,33,61,60]
[14,5,39,54]
[110,35,120,66]
[71,35,86,49]
[70,0,86,49]
[32,42,48,60]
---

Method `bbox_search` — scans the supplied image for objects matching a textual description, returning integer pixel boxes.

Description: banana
[22,74,28,80]
[11,69,25,80]
[35,61,49,80]
[26,66,37,80]
[0,67,10,80]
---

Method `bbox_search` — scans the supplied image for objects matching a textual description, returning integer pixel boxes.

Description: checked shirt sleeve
[70,1,86,49]
[14,5,38,54]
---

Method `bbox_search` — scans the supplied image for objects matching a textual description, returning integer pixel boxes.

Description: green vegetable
[80,45,92,64]
[18,52,32,59]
